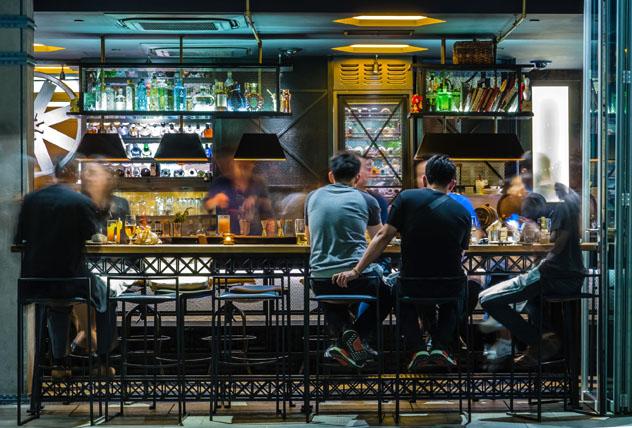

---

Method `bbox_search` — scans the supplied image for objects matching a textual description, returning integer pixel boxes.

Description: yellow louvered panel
[332,58,412,91]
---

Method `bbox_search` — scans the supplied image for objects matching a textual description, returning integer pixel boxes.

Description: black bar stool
[304,276,384,423]
[511,274,593,422]
[210,274,290,420]
[394,276,471,424]
[17,277,98,426]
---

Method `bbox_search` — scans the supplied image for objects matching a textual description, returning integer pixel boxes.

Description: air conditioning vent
[120,17,239,32]
[333,58,412,91]
[149,46,252,58]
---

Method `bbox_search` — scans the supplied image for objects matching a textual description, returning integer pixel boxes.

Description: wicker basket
[453,41,495,65]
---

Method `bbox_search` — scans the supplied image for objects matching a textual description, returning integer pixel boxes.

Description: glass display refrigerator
[337,94,410,202]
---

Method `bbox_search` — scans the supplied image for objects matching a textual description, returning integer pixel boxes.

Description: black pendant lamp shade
[76,133,127,161]
[234,133,286,161]
[415,133,524,161]
[154,133,207,162]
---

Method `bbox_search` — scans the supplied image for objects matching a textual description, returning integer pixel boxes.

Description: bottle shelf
[70,110,291,118]
[409,111,533,120]
[414,63,533,72]
[115,177,210,192]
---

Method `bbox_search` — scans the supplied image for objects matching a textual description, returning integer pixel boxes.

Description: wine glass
[124,215,136,241]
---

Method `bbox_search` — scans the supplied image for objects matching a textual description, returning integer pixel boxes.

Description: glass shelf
[78,63,289,117]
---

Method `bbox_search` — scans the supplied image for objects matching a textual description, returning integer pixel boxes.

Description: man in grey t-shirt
[306,152,391,368]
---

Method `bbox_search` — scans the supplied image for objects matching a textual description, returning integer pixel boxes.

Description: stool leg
[376,298,383,423]
[537,295,543,422]
[120,301,126,416]
[303,281,310,423]
[87,301,94,425]
[17,301,24,426]
[395,295,400,424]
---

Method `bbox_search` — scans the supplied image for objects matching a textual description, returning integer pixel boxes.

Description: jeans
[397,277,466,352]
[311,273,392,343]
[479,267,583,346]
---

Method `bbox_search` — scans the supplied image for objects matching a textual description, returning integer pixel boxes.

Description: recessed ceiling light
[332,44,427,54]
[334,15,445,27]
[33,43,65,53]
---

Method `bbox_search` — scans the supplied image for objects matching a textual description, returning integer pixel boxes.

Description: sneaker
[514,333,561,368]
[428,349,457,367]
[328,346,364,369]
[407,350,430,371]
[341,330,369,366]
[479,317,504,334]
[362,340,379,360]
[484,338,512,361]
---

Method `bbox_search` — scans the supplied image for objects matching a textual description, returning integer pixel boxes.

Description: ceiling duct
[119,17,239,32]
[149,46,252,58]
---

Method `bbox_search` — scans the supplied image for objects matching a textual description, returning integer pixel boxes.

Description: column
[0,0,34,397]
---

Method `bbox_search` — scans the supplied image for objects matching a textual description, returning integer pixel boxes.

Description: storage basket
[453,41,495,65]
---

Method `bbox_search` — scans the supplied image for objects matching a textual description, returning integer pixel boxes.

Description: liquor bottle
[204,143,212,158]
[142,143,152,158]
[195,123,202,136]
[224,71,234,88]
[149,74,159,111]
[280,89,291,113]
[173,77,187,111]
[203,123,213,139]
[192,84,214,111]
[245,82,264,111]
[227,83,247,111]
[135,79,147,111]
[214,81,227,111]
[125,80,135,110]
[114,87,126,110]
[105,86,115,110]
[150,162,158,177]
[157,74,167,111]
[130,143,142,158]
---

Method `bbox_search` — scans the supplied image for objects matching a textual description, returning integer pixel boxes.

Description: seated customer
[334,155,471,369]
[306,151,391,369]
[14,157,116,377]
[479,184,585,366]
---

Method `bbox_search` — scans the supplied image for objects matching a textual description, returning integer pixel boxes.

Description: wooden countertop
[71,242,598,255]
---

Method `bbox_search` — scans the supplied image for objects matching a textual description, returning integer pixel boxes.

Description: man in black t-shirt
[479,184,585,366]
[333,155,471,369]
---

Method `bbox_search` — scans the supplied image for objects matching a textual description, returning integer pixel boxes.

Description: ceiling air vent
[120,17,239,32]
[149,46,252,59]
[333,58,412,91]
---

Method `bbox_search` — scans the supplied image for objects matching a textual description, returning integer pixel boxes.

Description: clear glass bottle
[173,77,187,111]
[114,87,126,111]
[135,79,147,111]
[213,81,227,111]
[245,82,264,111]
[192,84,214,111]
[125,80,135,110]
[149,74,159,111]
[227,82,247,112]
[105,86,115,110]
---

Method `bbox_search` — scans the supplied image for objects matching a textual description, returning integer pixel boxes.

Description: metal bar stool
[106,276,187,424]
[394,276,471,424]
[304,276,384,423]
[510,274,593,422]
[17,277,98,426]
[210,274,290,420]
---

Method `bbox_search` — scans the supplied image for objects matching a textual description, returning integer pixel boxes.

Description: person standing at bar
[334,155,471,369]
[14,157,116,377]
[306,152,391,368]
[205,147,273,236]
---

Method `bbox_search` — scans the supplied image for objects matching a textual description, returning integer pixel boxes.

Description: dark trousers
[311,273,391,342]
[480,269,583,346]
[397,279,466,352]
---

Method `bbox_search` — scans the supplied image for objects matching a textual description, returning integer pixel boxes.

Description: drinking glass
[283,219,294,237]
[124,215,136,240]
[218,214,231,235]
[261,219,276,237]
[295,219,308,246]
[239,218,251,236]
[106,220,117,242]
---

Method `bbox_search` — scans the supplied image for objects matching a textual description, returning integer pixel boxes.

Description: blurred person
[14,157,116,378]
[335,155,471,369]
[479,184,585,366]
[306,151,391,368]
[205,147,273,236]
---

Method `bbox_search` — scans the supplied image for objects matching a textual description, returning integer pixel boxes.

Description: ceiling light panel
[332,44,427,54]
[335,15,445,27]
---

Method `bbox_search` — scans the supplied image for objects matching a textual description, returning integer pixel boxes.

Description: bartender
[205,147,274,236]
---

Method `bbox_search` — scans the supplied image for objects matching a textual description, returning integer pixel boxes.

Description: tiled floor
[0,402,630,427]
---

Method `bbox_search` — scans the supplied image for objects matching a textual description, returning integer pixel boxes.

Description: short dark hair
[424,154,456,186]
[521,192,547,220]
[330,151,361,182]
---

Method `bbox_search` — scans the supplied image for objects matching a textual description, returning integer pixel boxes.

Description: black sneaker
[341,330,369,366]
[328,346,364,369]
[428,349,457,367]
[407,350,430,371]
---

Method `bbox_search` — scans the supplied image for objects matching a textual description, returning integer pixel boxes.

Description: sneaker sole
[407,353,430,372]
[329,348,363,369]
[342,331,368,365]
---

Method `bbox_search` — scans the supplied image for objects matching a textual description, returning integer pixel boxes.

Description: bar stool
[17,277,98,426]
[394,276,471,424]
[106,276,187,424]
[511,274,593,422]
[304,276,384,423]
[210,274,290,420]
